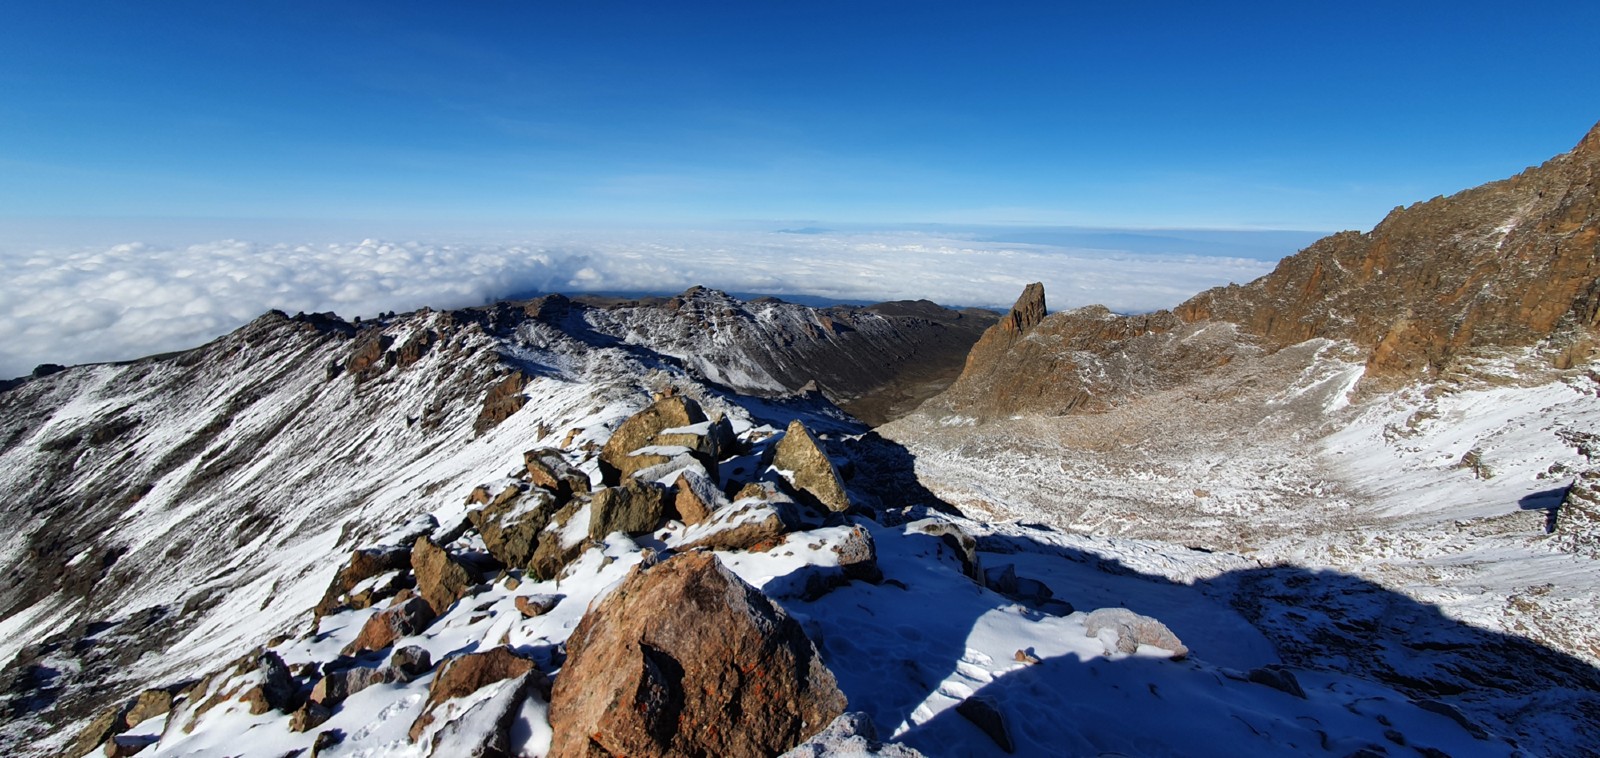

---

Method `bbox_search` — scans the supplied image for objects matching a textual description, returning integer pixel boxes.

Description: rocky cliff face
[926,122,1600,421]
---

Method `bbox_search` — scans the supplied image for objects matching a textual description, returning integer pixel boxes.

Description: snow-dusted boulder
[1082,607,1189,660]
[548,552,846,757]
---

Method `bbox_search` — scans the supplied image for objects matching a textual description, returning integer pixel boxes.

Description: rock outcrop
[411,537,477,616]
[925,123,1600,422]
[1555,472,1600,557]
[771,420,852,512]
[599,396,709,484]
[548,552,846,757]
[588,479,670,540]
[408,646,548,745]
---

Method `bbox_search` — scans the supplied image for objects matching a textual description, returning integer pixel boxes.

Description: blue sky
[3,1,1597,233]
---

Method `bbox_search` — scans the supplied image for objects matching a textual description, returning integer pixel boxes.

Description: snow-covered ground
[884,340,1600,752]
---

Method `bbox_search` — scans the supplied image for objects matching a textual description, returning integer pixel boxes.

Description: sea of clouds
[0,230,1279,378]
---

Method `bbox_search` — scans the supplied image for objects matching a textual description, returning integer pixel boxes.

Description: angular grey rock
[771,420,852,512]
[955,695,1014,753]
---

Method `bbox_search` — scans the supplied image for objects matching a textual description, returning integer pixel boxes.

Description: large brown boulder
[531,498,591,581]
[411,537,477,615]
[588,479,670,540]
[524,447,592,499]
[548,552,846,757]
[314,546,413,619]
[599,396,708,484]
[408,646,547,743]
[469,484,556,568]
[771,420,851,512]
[673,468,725,525]
[342,595,435,655]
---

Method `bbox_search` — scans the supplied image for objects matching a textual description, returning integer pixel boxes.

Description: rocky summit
[1,124,1600,757]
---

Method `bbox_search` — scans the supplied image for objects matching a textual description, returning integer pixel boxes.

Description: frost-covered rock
[1082,607,1189,660]
[469,484,556,568]
[408,646,547,743]
[523,447,591,499]
[672,467,724,525]
[548,552,846,757]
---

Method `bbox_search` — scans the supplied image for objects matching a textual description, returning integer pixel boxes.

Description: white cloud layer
[0,230,1276,378]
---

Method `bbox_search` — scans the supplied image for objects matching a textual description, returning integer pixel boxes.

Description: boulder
[412,537,477,616]
[771,420,851,512]
[679,501,791,552]
[1082,607,1189,660]
[122,687,175,729]
[781,712,926,757]
[548,552,846,758]
[288,701,333,733]
[469,484,556,569]
[599,396,708,484]
[909,519,983,582]
[588,479,670,540]
[673,468,724,525]
[314,546,413,619]
[515,594,562,618]
[390,645,435,680]
[310,666,397,707]
[103,734,158,757]
[408,646,547,742]
[342,596,435,655]
[524,448,591,499]
[170,650,300,736]
[833,525,883,583]
[65,701,133,758]
[426,672,545,757]
[531,498,591,582]
[1247,665,1307,699]
[955,695,1015,753]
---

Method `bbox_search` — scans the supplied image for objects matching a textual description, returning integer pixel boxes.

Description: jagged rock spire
[1000,282,1047,337]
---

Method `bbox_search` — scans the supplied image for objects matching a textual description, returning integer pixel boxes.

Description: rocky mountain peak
[1001,282,1047,337]
[931,122,1600,422]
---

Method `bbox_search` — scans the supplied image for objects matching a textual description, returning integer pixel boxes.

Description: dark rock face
[547,553,846,758]
[771,420,851,512]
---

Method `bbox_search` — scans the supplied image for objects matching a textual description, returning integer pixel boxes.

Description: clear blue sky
[2,1,1597,232]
